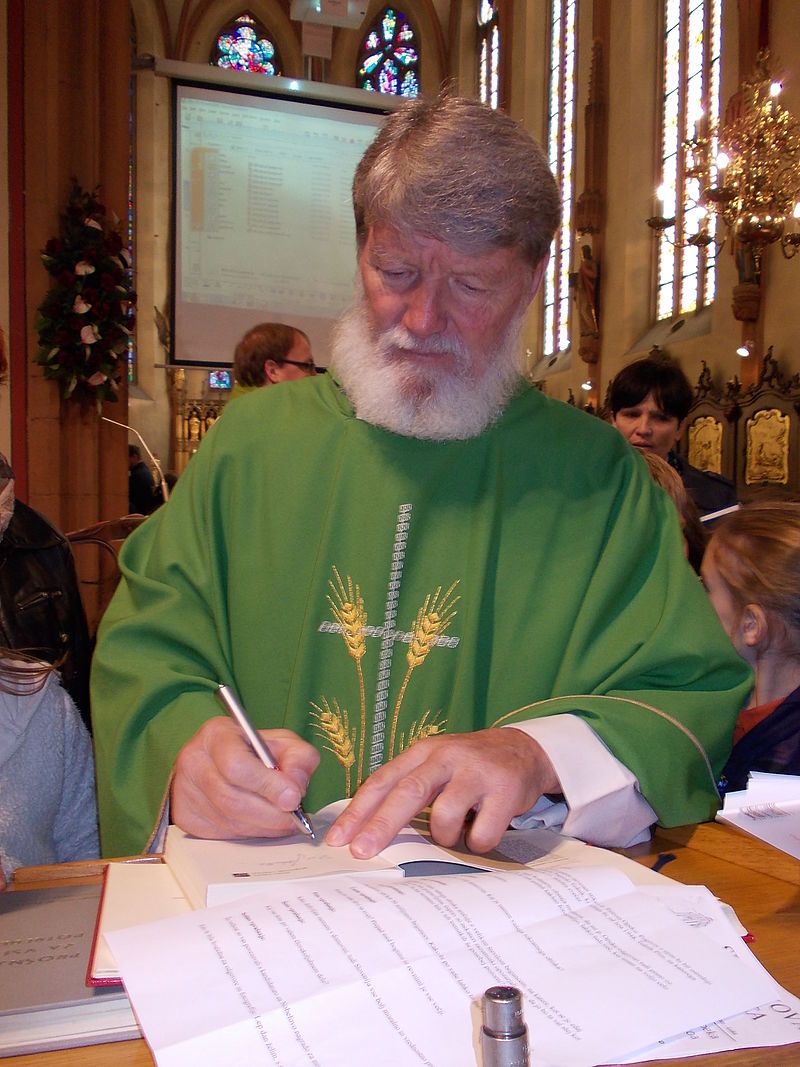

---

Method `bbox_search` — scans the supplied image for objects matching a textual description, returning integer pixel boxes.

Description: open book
[88,804,671,987]
[89,802,494,985]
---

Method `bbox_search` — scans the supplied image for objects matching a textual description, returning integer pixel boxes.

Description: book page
[89,863,192,983]
[164,803,489,908]
[108,864,779,1067]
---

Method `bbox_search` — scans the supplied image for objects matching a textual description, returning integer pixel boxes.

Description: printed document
[108,862,783,1067]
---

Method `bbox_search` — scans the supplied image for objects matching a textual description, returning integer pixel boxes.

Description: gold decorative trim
[745,408,790,485]
[688,416,723,473]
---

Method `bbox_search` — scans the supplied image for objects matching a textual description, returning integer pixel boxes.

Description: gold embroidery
[389,582,460,757]
[326,566,369,786]
[397,709,447,752]
[309,697,356,797]
[312,554,459,795]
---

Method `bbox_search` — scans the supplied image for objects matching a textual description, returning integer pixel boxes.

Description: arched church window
[655,0,721,318]
[542,0,577,359]
[357,8,420,97]
[211,13,282,76]
[478,1,500,109]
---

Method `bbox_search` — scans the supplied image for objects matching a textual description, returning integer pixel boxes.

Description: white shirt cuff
[504,715,656,848]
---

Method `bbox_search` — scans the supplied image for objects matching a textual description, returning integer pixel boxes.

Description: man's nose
[402,279,447,337]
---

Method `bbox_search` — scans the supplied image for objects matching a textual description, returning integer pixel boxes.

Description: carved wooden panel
[744,408,791,486]
[687,415,724,474]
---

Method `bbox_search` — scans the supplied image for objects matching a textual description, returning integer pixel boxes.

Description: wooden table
[5,822,800,1066]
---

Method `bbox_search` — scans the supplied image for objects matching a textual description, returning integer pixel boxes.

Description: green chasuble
[92,374,751,857]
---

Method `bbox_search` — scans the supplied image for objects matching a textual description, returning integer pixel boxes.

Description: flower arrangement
[35,180,137,408]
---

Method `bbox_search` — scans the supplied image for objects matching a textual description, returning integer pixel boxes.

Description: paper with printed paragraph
[107,862,786,1067]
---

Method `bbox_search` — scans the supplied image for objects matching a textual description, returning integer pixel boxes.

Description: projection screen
[168,68,399,367]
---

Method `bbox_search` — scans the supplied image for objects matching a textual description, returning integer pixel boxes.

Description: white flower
[87,371,107,386]
[75,261,96,276]
[80,324,100,344]
[119,248,132,267]
[73,295,91,314]
[85,217,103,231]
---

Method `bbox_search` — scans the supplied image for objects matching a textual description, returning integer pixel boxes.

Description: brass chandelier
[648,50,800,264]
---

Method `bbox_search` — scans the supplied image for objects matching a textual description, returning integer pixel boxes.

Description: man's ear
[740,604,769,649]
[264,359,281,384]
[526,255,550,303]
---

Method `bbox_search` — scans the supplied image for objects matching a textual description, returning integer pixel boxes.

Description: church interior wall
[539,0,800,411]
[4,0,800,510]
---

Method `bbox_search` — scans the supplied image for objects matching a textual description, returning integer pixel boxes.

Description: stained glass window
[656,0,721,319]
[478,2,500,110]
[211,13,281,76]
[542,0,577,359]
[357,8,419,97]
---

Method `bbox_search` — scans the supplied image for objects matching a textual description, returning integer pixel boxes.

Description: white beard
[330,284,527,441]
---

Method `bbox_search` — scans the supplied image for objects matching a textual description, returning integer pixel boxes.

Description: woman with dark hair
[701,502,800,793]
[0,651,99,888]
[608,355,737,518]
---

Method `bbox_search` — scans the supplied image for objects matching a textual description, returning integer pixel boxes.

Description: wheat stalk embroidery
[309,697,356,797]
[397,709,447,753]
[326,566,369,786]
[388,581,460,757]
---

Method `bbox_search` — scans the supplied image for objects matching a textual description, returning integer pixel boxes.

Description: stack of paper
[102,826,800,1067]
[717,770,800,860]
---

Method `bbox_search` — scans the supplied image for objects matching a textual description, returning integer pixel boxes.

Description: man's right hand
[170,716,320,839]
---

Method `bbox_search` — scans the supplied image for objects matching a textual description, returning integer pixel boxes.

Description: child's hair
[0,649,56,696]
[640,451,707,573]
[708,502,800,645]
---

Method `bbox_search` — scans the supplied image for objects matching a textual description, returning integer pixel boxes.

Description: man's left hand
[325,728,559,858]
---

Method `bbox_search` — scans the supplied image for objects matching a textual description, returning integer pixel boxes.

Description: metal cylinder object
[481,985,530,1067]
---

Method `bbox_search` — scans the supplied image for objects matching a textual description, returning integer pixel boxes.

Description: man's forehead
[364,223,527,276]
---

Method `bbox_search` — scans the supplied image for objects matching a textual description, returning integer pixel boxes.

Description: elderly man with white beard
[91,94,750,860]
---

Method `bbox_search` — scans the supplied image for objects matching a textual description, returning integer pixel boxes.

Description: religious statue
[573,244,600,363]
[577,244,600,337]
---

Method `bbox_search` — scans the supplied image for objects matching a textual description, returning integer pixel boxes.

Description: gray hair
[353,92,562,268]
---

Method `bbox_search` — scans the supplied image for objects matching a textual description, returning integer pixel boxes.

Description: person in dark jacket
[701,502,800,793]
[608,355,738,518]
[0,454,92,730]
[128,444,161,515]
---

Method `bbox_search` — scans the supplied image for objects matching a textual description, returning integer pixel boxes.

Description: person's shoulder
[3,500,66,550]
[511,385,634,455]
[675,456,738,511]
[218,374,339,432]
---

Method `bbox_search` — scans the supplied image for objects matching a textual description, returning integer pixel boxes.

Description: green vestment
[92,374,751,856]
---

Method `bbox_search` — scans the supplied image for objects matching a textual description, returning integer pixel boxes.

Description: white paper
[108,864,779,1067]
[718,772,800,860]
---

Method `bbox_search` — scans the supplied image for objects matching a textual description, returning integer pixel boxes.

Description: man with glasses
[230,322,319,400]
[93,94,749,861]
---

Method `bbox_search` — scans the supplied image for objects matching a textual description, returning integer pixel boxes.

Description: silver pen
[215,683,316,841]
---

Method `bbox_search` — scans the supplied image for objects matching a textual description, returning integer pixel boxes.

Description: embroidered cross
[317,503,459,773]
